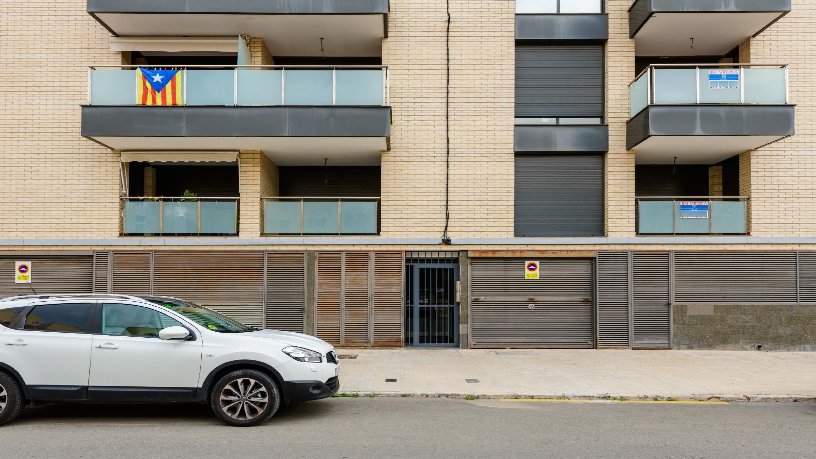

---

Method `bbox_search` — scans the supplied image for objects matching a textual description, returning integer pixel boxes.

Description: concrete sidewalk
[335,349,816,401]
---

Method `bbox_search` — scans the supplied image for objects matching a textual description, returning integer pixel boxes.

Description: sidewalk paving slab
[334,349,816,401]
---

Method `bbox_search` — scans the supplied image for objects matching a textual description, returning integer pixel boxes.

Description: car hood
[244,329,334,354]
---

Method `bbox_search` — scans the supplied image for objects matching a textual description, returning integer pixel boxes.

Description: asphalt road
[0,398,813,458]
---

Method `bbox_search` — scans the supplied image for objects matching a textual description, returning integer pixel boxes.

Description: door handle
[95,343,119,350]
[4,339,28,346]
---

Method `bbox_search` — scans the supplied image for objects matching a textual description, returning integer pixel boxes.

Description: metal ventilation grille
[93,251,111,294]
[152,252,265,327]
[597,252,630,349]
[798,253,816,303]
[674,252,797,303]
[111,252,152,295]
[316,252,342,345]
[343,253,371,347]
[0,256,93,297]
[470,258,594,348]
[632,253,670,349]
[264,252,305,332]
[372,252,404,347]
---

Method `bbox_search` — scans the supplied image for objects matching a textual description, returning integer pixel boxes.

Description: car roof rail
[0,293,150,303]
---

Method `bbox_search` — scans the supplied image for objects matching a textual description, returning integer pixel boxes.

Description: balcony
[82,66,390,166]
[629,0,790,56]
[262,197,379,235]
[122,197,238,236]
[628,64,794,164]
[637,197,748,235]
[516,0,608,41]
[87,0,388,57]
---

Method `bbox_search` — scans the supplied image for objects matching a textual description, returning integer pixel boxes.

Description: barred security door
[405,262,459,347]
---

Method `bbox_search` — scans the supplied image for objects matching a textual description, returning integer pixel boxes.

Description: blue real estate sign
[679,201,710,219]
[708,70,740,89]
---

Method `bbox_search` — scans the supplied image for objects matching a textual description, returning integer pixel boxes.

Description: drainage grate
[338,354,358,360]
[466,379,479,384]
[385,378,398,383]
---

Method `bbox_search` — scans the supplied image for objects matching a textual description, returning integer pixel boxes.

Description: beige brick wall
[239,151,262,238]
[606,0,637,237]
[381,0,515,239]
[248,37,274,65]
[739,0,816,237]
[0,1,121,238]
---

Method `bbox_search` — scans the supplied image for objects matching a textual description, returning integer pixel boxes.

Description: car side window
[23,303,92,334]
[101,303,184,339]
[0,307,27,329]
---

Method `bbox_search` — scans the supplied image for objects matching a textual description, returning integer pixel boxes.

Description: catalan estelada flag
[137,67,183,106]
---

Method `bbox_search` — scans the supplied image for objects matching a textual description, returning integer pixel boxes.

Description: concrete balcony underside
[81,106,390,166]
[87,0,389,57]
[629,0,791,56]
[627,105,795,165]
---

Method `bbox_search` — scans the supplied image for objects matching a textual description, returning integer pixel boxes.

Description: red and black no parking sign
[524,261,539,280]
[15,261,31,284]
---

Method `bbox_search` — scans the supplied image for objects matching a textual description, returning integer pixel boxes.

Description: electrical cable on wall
[441,0,452,245]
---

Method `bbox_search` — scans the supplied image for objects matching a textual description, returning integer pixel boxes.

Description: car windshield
[148,298,253,333]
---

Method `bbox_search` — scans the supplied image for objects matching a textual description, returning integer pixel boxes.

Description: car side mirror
[159,326,191,341]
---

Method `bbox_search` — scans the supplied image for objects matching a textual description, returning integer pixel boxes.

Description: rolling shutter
[372,252,404,347]
[111,252,152,295]
[515,45,604,117]
[0,256,93,297]
[632,253,670,349]
[152,252,265,327]
[264,252,306,332]
[597,252,630,349]
[470,258,594,348]
[515,155,604,237]
[674,252,797,303]
[798,253,816,303]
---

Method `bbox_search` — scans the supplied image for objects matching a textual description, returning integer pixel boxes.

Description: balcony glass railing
[89,66,389,106]
[516,0,602,13]
[637,197,748,235]
[263,197,379,235]
[629,64,789,117]
[122,197,238,236]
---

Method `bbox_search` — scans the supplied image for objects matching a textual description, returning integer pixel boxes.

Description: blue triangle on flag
[139,67,179,93]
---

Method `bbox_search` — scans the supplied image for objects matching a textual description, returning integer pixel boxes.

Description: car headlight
[282,346,323,363]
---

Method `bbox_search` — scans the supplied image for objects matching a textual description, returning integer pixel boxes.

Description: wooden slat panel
[597,252,630,349]
[633,252,670,349]
[316,252,342,345]
[265,252,305,332]
[0,256,93,297]
[152,251,264,327]
[342,252,370,346]
[93,251,111,294]
[372,252,404,347]
[111,252,152,295]
[798,253,816,302]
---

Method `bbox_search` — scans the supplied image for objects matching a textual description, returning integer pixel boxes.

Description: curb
[333,392,816,403]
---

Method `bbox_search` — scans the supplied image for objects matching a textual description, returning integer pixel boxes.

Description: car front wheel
[210,369,281,427]
[0,372,24,426]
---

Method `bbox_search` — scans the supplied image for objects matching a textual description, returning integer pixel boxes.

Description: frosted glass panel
[237,70,282,105]
[340,201,378,234]
[200,201,237,234]
[285,70,332,105]
[560,0,602,13]
[162,202,198,234]
[744,68,787,104]
[91,70,137,105]
[303,201,339,234]
[264,201,302,234]
[638,201,674,234]
[699,69,741,104]
[186,70,234,105]
[653,69,696,105]
[711,201,747,234]
[517,0,557,13]
[123,201,160,235]
[630,73,649,117]
[335,70,384,105]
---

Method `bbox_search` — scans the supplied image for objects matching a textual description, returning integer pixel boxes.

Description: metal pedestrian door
[405,260,459,347]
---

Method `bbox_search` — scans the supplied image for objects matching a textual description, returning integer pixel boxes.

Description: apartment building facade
[0,0,814,350]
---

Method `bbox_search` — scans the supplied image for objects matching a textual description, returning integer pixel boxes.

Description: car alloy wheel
[0,384,6,413]
[219,377,269,421]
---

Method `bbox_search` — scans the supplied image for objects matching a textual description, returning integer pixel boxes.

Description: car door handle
[95,343,119,350]
[4,339,28,346]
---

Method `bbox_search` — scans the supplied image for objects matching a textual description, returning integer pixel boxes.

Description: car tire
[210,369,281,427]
[0,372,25,426]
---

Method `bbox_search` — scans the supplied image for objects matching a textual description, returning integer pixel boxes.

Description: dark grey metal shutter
[0,256,93,297]
[674,252,797,303]
[264,252,306,332]
[632,253,670,349]
[470,258,594,348]
[515,155,604,237]
[597,252,630,348]
[515,45,604,117]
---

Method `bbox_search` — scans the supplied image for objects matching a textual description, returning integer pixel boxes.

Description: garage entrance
[470,258,594,348]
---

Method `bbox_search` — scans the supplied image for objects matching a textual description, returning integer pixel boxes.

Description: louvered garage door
[152,252,265,327]
[470,258,594,348]
[0,256,93,297]
[515,155,604,237]
[632,253,670,349]
[315,251,403,347]
[265,252,306,332]
[515,45,604,117]
[110,252,152,295]
[596,252,630,349]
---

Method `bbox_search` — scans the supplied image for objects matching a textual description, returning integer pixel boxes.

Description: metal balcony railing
[89,65,389,107]
[262,197,380,235]
[629,64,789,118]
[516,0,603,14]
[636,197,748,235]
[121,197,239,236]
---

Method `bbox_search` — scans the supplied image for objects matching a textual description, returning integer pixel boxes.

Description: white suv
[0,294,339,427]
